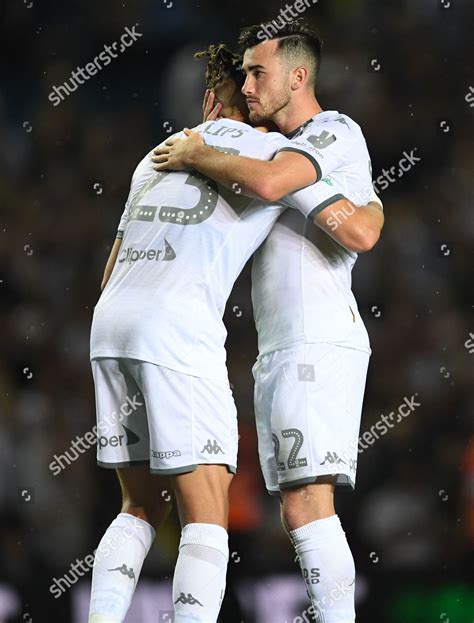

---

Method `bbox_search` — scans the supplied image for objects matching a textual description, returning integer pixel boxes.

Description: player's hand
[152,129,205,171]
[203,89,223,122]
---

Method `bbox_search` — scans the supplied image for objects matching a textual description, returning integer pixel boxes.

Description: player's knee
[117,468,172,529]
[280,490,308,531]
[280,484,335,532]
[121,486,172,529]
[174,465,233,526]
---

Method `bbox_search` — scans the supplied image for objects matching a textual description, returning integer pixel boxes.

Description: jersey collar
[285,110,339,139]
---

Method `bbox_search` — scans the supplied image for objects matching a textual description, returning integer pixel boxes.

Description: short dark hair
[239,19,323,85]
[194,43,244,90]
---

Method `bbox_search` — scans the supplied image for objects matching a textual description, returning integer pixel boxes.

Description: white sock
[173,523,229,623]
[88,512,156,623]
[290,515,356,623]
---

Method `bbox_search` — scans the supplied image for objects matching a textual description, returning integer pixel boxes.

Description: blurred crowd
[0,0,473,621]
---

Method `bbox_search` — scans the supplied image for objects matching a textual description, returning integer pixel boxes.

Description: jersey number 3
[130,144,242,227]
[156,170,219,225]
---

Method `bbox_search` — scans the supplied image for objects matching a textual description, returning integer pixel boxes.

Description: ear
[291,66,309,91]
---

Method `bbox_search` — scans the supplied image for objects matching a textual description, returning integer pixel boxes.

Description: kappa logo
[152,449,182,459]
[107,564,136,581]
[119,239,176,264]
[201,439,224,455]
[307,130,337,150]
[334,115,350,127]
[320,451,347,466]
[174,592,203,606]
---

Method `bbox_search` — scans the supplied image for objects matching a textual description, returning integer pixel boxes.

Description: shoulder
[265,130,290,146]
[127,149,155,202]
[288,113,368,164]
[306,112,363,143]
[132,149,154,181]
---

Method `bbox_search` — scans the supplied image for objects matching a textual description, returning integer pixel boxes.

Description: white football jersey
[252,110,377,357]
[90,120,318,381]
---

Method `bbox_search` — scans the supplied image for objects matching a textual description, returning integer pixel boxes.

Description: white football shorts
[253,342,370,493]
[91,357,238,475]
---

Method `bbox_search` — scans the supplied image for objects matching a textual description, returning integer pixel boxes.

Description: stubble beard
[249,88,292,125]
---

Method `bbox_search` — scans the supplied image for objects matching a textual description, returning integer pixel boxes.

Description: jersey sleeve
[116,123,206,239]
[115,125,212,239]
[116,149,155,238]
[282,175,382,220]
[281,178,346,219]
[116,204,130,239]
[260,131,293,159]
[276,118,358,181]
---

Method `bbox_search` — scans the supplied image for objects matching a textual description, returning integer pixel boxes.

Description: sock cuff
[290,514,342,547]
[112,513,156,550]
[180,523,229,558]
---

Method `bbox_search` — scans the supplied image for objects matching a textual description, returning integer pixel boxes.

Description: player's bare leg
[117,465,172,526]
[280,476,357,623]
[171,464,233,623]
[281,476,336,529]
[174,464,233,527]
[88,466,172,623]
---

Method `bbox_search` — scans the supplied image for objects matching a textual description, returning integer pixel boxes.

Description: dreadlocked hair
[194,43,243,90]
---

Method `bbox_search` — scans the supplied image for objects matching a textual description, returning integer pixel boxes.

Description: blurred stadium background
[1,0,473,621]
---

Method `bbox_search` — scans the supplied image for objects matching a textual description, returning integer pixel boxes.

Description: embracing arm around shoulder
[152,130,317,202]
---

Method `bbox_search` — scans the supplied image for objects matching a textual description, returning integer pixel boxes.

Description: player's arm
[100,237,123,291]
[315,199,384,253]
[283,183,384,253]
[100,198,130,291]
[152,129,317,201]
[99,146,156,291]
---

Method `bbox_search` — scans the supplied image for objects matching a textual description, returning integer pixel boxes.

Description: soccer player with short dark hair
[154,19,384,622]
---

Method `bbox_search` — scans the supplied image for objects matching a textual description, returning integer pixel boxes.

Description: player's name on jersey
[204,122,250,140]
